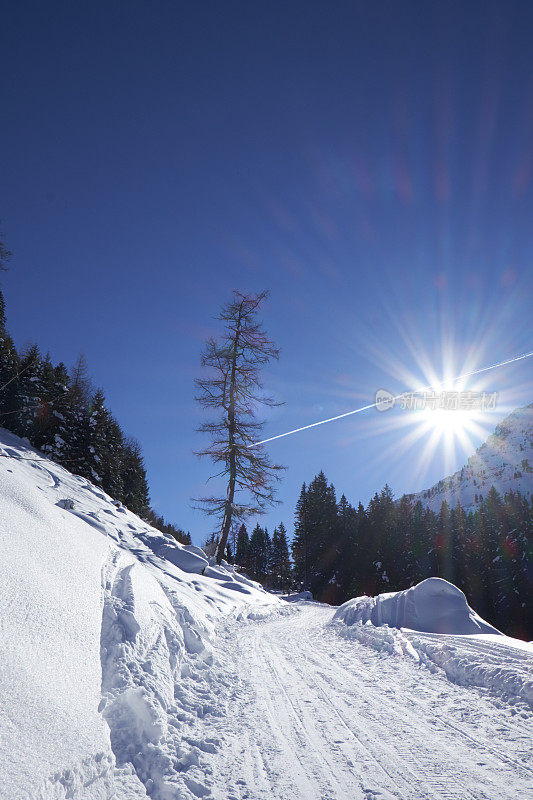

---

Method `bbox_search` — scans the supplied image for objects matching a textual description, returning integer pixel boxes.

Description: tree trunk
[215,303,243,564]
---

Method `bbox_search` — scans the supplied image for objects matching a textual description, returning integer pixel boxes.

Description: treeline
[144,508,191,545]
[0,288,188,543]
[291,472,532,639]
[220,522,292,590]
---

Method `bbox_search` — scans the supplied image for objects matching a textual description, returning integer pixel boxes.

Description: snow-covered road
[203,605,532,800]
[1,427,531,800]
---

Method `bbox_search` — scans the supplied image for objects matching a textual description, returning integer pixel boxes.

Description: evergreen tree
[293,472,338,602]
[449,501,468,591]
[99,413,125,500]
[14,345,46,440]
[32,353,56,451]
[421,506,438,581]
[392,494,415,588]
[235,523,250,569]
[336,494,360,600]
[83,387,109,485]
[434,500,453,580]
[63,354,92,475]
[481,487,505,622]
[82,390,126,500]
[248,524,272,583]
[291,483,309,588]
[365,485,396,594]
[42,362,74,463]
[498,491,532,638]
[121,437,150,514]
[0,289,20,426]
[0,223,12,272]
[409,500,429,585]
[270,523,291,590]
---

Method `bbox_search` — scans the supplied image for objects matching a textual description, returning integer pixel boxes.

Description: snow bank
[0,447,113,799]
[409,631,533,708]
[0,428,281,799]
[333,578,533,708]
[134,531,208,574]
[334,577,500,635]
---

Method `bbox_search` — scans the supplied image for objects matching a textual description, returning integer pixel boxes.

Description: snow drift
[281,590,313,602]
[334,577,500,635]
[333,578,533,708]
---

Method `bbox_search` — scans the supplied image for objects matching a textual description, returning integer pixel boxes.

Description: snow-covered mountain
[409,403,533,513]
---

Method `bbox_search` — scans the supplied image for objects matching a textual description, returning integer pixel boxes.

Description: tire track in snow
[211,605,533,800]
[279,647,446,800]
[302,654,486,800]
[321,624,533,781]
[248,626,359,799]
[304,636,532,785]
[264,621,465,800]
[307,620,533,795]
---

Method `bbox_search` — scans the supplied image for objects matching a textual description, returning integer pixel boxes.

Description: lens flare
[249,350,533,448]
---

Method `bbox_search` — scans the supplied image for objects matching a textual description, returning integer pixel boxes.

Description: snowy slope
[1,426,532,800]
[0,427,280,800]
[409,403,533,512]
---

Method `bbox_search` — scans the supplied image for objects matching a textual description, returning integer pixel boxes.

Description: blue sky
[2,1,533,544]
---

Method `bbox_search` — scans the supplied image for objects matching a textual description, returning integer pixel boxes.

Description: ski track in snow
[200,607,533,800]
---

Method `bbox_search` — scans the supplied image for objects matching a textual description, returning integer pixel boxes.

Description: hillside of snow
[0,427,281,800]
[409,403,533,512]
[1,425,532,800]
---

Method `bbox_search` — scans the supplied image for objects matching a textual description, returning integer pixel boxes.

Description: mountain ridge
[408,403,533,512]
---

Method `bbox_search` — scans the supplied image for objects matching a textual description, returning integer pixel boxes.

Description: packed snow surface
[281,590,313,602]
[334,577,501,635]
[0,427,532,799]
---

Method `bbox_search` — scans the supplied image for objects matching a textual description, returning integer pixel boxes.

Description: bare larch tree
[194,291,284,564]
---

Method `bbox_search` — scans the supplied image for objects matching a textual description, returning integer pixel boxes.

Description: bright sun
[420,408,474,436]
[373,395,496,491]
[401,403,491,484]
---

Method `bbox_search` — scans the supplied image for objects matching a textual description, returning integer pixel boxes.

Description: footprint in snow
[183,776,211,798]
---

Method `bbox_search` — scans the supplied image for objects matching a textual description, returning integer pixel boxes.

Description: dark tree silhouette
[0,223,12,271]
[194,291,284,563]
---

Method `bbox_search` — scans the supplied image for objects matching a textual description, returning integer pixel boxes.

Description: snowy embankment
[0,428,280,800]
[333,578,500,634]
[333,578,533,708]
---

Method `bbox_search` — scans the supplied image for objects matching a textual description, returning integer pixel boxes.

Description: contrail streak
[248,349,533,448]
